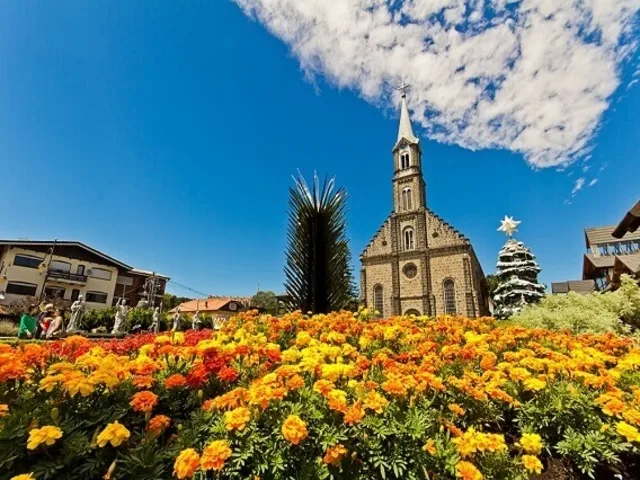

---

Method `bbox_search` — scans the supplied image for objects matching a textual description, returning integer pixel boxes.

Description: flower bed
[1,311,639,479]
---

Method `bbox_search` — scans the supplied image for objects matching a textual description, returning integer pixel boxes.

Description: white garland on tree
[493,216,545,319]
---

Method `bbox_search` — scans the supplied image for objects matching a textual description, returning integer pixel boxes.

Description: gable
[426,210,469,249]
[361,215,393,258]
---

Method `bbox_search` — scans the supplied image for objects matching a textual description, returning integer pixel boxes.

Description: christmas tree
[493,216,545,319]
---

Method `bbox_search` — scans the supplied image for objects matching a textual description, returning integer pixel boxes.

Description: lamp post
[39,238,57,301]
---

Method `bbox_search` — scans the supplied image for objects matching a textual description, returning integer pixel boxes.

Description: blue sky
[1,1,639,297]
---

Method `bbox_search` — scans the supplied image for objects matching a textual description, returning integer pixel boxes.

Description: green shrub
[0,320,18,337]
[512,275,640,334]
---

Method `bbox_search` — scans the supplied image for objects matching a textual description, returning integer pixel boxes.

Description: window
[77,265,85,276]
[90,268,112,281]
[71,289,81,301]
[44,286,65,299]
[402,188,413,211]
[373,284,384,316]
[403,227,415,251]
[403,263,418,279]
[86,291,108,303]
[6,281,38,296]
[400,152,410,169]
[116,275,134,286]
[14,254,43,269]
[50,260,71,273]
[466,292,476,318]
[405,309,420,316]
[443,279,456,314]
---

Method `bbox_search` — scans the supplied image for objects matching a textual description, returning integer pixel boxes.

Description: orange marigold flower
[455,461,483,480]
[344,402,365,425]
[479,352,497,370]
[313,380,334,397]
[381,379,407,397]
[286,374,305,390]
[522,455,543,474]
[281,415,308,445]
[422,439,437,455]
[130,390,158,413]
[147,415,171,436]
[224,407,251,431]
[201,439,232,471]
[164,374,187,389]
[173,448,200,479]
[0,404,8,417]
[327,389,348,413]
[602,399,626,417]
[133,375,154,389]
[623,408,640,426]
[448,403,466,416]
[323,444,348,465]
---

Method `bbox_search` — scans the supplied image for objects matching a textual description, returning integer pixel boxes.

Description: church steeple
[396,84,418,147]
[391,84,426,214]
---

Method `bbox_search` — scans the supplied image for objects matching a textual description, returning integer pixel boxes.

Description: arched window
[443,279,456,314]
[373,284,384,315]
[400,152,410,169]
[405,309,420,316]
[402,188,413,211]
[403,227,415,251]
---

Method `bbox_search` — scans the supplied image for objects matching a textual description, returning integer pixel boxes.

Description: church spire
[396,83,418,146]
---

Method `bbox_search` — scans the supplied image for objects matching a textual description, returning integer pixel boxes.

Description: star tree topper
[498,216,521,237]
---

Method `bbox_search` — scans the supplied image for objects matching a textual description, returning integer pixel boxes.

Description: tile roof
[613,200,640,238]
[585,225,640,248]
[551,280,597,295]
[168,297,243,314]
[584,253,615,269]
[616,253,640,274]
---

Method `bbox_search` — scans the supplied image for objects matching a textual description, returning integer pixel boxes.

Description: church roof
[394,92,418,150]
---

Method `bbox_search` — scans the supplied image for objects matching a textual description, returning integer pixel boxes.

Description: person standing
[17,304,38,339]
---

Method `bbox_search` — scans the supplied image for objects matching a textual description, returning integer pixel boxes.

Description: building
[613,200,640,239]
[114,268,169,308]
[0,240,168,309]
[168,297,246,321]
[360,91,489,318]
[551,280,597,295]
[583,225,640,290]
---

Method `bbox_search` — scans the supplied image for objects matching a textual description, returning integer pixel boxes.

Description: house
[0,240,168,310]
[612,200,640,239]
[583,224,640,290]
[551,280,597,295]
[114,268,169,308]
[169,297,246,321]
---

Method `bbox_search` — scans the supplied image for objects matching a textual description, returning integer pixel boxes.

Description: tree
[493,218,545,319]
[250,291,278,313]
[161,294,192,311]
[284,173,356,314]
[484,274,500,297]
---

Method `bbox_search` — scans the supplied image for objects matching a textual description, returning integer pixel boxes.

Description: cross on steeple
[397,82,410,98]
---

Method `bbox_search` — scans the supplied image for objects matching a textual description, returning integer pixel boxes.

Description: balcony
[47,269,88,283]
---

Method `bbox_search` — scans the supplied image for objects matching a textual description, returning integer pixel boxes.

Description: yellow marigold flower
[172,332,185,345]
[523,378,546,392]
[323,444,348,465]
[623,408,640,426]
[39,374,63,393]
[422,439,437,455]
[0,404,8,417]
[97,421,131,447]
[281,415,308,445]
[224,407,251,431]
[363,391,389,414]
[64,374,94,397]
[522,455,543,474]
[519,433,543,454]
[448,403,466,416]
[455,460,483,480]
[10,474,34,480]
[27,425,63,450]
[173,448,200,479]
[154,335,171,345]
[201,439,232,471]
[616,421,640,443]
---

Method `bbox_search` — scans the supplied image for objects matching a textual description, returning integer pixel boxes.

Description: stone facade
[360,93,489,318]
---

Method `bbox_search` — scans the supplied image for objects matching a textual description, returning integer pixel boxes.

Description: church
[360,89,489,318]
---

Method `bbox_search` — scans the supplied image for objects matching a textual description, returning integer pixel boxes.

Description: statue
[67,295,85,332]
[112,298,129,334]
[137,297,149,309]
[150,306,160,333]
[192,310,202,330]
[172,308,182,331]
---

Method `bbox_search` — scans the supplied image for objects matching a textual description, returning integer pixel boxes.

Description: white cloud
[232,0,640,167]
[572,177,586,194]
[589,178,599,186]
